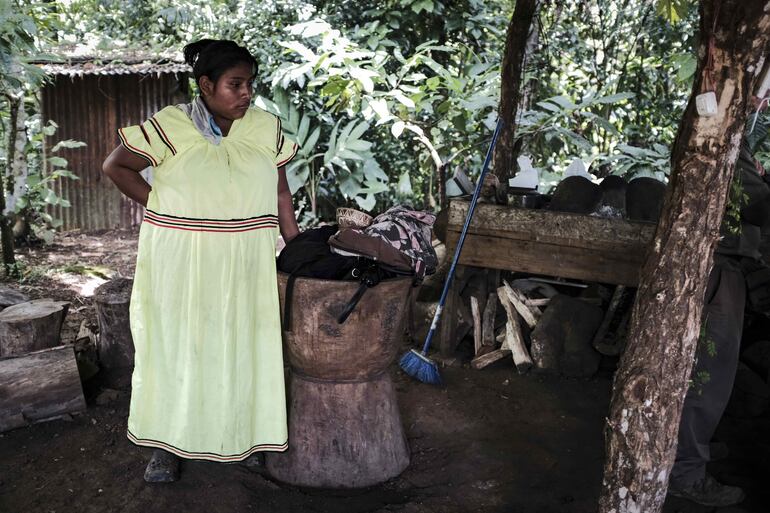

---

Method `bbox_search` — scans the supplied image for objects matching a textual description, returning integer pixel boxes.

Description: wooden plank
[481,292,498,348]
[0,345,86,432]
[446,231,644,286]
[447,200,654,253]
[471,296,482,356]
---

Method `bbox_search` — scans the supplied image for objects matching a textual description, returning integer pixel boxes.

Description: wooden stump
[267,373,410,488]
[266,273,411,488]
[95,278,134,386]
[0,299,69,357]
[0,345,86,432]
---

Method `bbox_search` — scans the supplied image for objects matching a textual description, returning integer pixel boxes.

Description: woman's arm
[102,146,153,206]
[277,166,299,242]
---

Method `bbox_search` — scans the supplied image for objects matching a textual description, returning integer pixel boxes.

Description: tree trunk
[0,94,20,275]
[599,2,770,511]
[494,0,541,183]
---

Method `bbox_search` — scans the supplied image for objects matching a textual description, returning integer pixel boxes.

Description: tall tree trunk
[510,2,543,167]
[0,94,21,275]
[599,2,770,512]
[494,0,541,183]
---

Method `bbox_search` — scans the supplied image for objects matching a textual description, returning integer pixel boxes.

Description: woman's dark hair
[183,39,258,84]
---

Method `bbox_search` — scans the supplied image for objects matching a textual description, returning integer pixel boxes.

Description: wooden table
[439,200,655,356]
[446,200,655,287]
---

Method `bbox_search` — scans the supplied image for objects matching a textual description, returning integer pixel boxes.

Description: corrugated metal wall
[41,73,188,231]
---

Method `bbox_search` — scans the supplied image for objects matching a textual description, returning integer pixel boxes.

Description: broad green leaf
[355,193,376,211]
[304,127,321,152]
[47,156,68,168]
[594,92,635,104]
[397,170,412,195]
[549,95,577,110]
[536,101,562,113]
[391,90,415,109]
[51,140,86,152]
[391,120,405,138]
[286,161,310,195]
[297,115,310,145]
[368,98,391,122]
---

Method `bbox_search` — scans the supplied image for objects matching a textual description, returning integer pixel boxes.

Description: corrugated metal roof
[39,60,190,76]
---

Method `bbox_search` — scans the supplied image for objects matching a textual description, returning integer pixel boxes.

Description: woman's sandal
[144,449,180,483]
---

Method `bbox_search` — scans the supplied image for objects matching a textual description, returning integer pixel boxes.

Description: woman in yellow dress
[102,39,299,482]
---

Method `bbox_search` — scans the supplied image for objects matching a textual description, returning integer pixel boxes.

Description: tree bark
[0,94,20,275]
[494,0,541,182]
[599,2,770,512]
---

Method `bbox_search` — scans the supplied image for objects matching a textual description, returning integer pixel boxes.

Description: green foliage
[17,118,83,243]
[21,0,701,220]
[656,0,691,23]
[1,1,79,247]
[724,169,749,236]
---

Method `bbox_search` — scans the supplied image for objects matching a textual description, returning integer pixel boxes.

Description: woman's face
[201,62,255,121]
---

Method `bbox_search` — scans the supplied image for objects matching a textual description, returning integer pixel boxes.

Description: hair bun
[183,39,218,67]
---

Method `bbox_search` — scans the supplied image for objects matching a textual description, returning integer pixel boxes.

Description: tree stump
[266,273,411,488]
[95,278,134,386]
[0,345,87,432]
[0,299,69,357]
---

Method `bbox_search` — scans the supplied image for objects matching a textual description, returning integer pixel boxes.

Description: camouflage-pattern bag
[328,205,437,280]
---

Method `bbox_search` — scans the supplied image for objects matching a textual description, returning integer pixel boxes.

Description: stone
[626,177,667,223]
[530,295,604,377]
[548,176,602,215]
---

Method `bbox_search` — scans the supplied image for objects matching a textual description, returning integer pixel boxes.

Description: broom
[400,118,503,385]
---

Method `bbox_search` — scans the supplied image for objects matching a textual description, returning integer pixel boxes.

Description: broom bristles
[399,349,443,386]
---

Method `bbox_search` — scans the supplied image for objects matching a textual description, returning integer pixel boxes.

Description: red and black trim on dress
[143,209,279,233]
[127,430,288,461]
[118,128,158,167]
[275,116,299,168]
[148,117,177,156]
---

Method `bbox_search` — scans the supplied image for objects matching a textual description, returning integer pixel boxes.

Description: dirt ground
[1,231,769,513]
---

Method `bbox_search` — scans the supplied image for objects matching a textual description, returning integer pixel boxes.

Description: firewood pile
[411,263,635,378]
[0,279,134,433]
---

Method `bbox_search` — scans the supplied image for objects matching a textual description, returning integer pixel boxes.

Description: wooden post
[0,345,86,432]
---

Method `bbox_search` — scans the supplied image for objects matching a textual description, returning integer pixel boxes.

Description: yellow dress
[118,104,298,461]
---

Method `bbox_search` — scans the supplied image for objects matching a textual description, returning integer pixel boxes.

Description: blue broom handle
[421,118,504,355]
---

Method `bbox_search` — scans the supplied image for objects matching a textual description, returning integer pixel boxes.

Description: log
[471,296,482,355]
[95,278,134,380]
[502,281,540,329]
[525,298,550,307]
[471,348,512,370]
[0,287,29,310]
[497,286,533,373]
[481,292,498,348]
[0,299,69,357]
[0,345,86,432]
